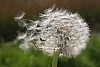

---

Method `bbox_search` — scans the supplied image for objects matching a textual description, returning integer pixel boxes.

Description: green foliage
[0,42,52,67]
[0,35,100,67]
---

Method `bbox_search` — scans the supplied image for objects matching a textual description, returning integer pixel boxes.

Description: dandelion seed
[14,12,25,20]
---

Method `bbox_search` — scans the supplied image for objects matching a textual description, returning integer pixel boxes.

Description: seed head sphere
[15,7,90,58]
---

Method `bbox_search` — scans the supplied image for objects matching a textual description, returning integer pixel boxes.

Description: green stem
[52,50,60,67]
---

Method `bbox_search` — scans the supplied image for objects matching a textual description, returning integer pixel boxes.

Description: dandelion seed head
[15,7,90,57]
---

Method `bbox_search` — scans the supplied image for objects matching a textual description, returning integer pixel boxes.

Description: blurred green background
[0,0,100,67]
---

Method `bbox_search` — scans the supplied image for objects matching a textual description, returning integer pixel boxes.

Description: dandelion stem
[52,50,60,67]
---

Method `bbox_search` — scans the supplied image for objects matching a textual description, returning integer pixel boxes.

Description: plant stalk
[52,50,60,67]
